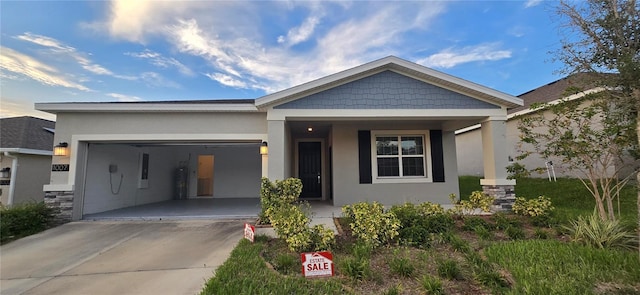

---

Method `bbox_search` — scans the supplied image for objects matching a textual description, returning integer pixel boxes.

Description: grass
[485,240,640,295]
[200,236,348,295]
[459,176,638,224]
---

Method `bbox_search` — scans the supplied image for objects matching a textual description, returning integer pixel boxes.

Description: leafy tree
[552,0,639,254]
[518,88,636,220]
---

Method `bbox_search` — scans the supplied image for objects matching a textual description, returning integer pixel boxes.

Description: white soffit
[35,102,259,114]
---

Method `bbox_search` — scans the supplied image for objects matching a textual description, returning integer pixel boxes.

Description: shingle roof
[510,72,610,114]
[0,116,55,151]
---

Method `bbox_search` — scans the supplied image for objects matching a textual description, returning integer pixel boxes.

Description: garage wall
[83,144,175,215]
[177,145,261,198]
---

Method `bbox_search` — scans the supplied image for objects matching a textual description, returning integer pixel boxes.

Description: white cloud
[278,16,321,46]
[15,32,136,80]
[95,1,447,93]
[524,0,543,8]
[141,72,180,88]
[126,49,194,76]
[107,92,143,102]
[0,46,90,91]
[205,73,247,88]
[416,43,512,69]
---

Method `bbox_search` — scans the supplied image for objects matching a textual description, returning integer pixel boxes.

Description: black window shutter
[430,130,445,182]
[358,130,372,184]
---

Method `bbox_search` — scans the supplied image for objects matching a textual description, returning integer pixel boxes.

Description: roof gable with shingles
[0,116,55,151]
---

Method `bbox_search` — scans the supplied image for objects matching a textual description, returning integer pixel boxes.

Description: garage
[78,141,262,219]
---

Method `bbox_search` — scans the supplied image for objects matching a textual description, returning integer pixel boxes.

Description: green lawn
[459,176,638,225]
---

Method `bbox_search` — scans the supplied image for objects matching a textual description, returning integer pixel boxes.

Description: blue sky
[1,0,564,121]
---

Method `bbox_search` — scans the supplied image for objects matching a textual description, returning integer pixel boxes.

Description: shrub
[273,253,297,274]
[342,202,400,248]
[446,234,472,254]
[512,196,554,217]
[419,275,444,294]
[450,191,495,214]
[462,216,493,231]
[383,285,402,295]
[491,212,521,230]
[258,177,303,224]
[505,225,526,240]
[534,228,549,239]
[389,252,415,277]
[0,202,53,244]
[339,257,370,281]
[398,226,431,248]
[437,258,463,280]
[265,179,335,252]
[423,213,455,234]
[474,225,494,240]
[564,212,637,250]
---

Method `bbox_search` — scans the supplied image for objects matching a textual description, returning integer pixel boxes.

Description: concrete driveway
[1,220,247,295]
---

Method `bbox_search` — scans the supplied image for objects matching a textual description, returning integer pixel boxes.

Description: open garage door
[80,141,262,218]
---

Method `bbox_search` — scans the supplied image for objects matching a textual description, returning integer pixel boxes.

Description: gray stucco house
[36,56,523,222]
[0,116,55,205]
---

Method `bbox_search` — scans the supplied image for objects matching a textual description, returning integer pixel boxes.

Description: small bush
[398,226,431,248]
[383,285,402,295]
[530,213,557,228]
[351,241,373,260]
[437,258,463,280]
[474,225,494,240]
[419,275,444,294]
[447,234,472,253]
[462,216,493,231]
[342,202,400,248]
[339,257,370,281]
[0,202,53,244]
[564,212,637,250]
[389,254,415,277]
[259,177,303,223]
[534,228,549,239]
[512,196,554,217]
[491,213,521,230]
[450,191,495,214]
[273,253,297,274]
[505,225,526,240]
[424,213,455,234]
[506,162,530,179]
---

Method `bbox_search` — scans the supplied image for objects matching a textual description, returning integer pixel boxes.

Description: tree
[518,86,636,221]
[553,0,639,255]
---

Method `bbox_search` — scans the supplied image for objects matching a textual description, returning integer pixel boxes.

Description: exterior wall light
[260,142,268,155]
[54,142,69,156]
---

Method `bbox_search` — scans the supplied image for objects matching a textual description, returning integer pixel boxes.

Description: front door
[298,142,321,198]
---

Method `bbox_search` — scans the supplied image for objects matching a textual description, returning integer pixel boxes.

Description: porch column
[480,119,516,210]
[267,120,286,180]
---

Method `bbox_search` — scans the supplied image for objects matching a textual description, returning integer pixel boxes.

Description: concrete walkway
[1,220,249,295]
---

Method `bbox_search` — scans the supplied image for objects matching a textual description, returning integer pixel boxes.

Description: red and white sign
[243,223,255,243]
[301,251,334,278]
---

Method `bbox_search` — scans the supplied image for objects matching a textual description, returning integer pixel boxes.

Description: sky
[0,0,567,121]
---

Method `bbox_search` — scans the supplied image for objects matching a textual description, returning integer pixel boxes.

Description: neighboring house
[456,73,635,178]
[0,116,55,205]
[35,56,523,222]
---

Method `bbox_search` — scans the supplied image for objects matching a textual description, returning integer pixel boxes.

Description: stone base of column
[482,185,515,211]
[44,191,74,225]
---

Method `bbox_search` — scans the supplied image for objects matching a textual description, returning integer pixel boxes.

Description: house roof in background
[509,72,608,114]
[0,116,55,151]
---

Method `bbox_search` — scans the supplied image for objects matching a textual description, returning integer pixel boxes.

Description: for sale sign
[243,223,255,243]
[301,251,334,278]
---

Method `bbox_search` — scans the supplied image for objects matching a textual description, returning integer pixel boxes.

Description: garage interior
[80,141,262,220]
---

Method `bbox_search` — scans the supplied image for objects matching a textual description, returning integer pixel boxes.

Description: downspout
[3,152,18,206]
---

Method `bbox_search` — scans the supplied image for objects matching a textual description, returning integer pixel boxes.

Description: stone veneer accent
[44,191,74,225]
[483,185,515,211]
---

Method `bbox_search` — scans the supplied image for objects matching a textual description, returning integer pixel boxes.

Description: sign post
[301,251,334,278]
[243,223,255,243]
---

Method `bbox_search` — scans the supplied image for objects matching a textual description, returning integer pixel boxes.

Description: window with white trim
[371,130,432,183]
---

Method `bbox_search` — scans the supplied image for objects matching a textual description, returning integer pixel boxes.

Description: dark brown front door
[298,142,321,198]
